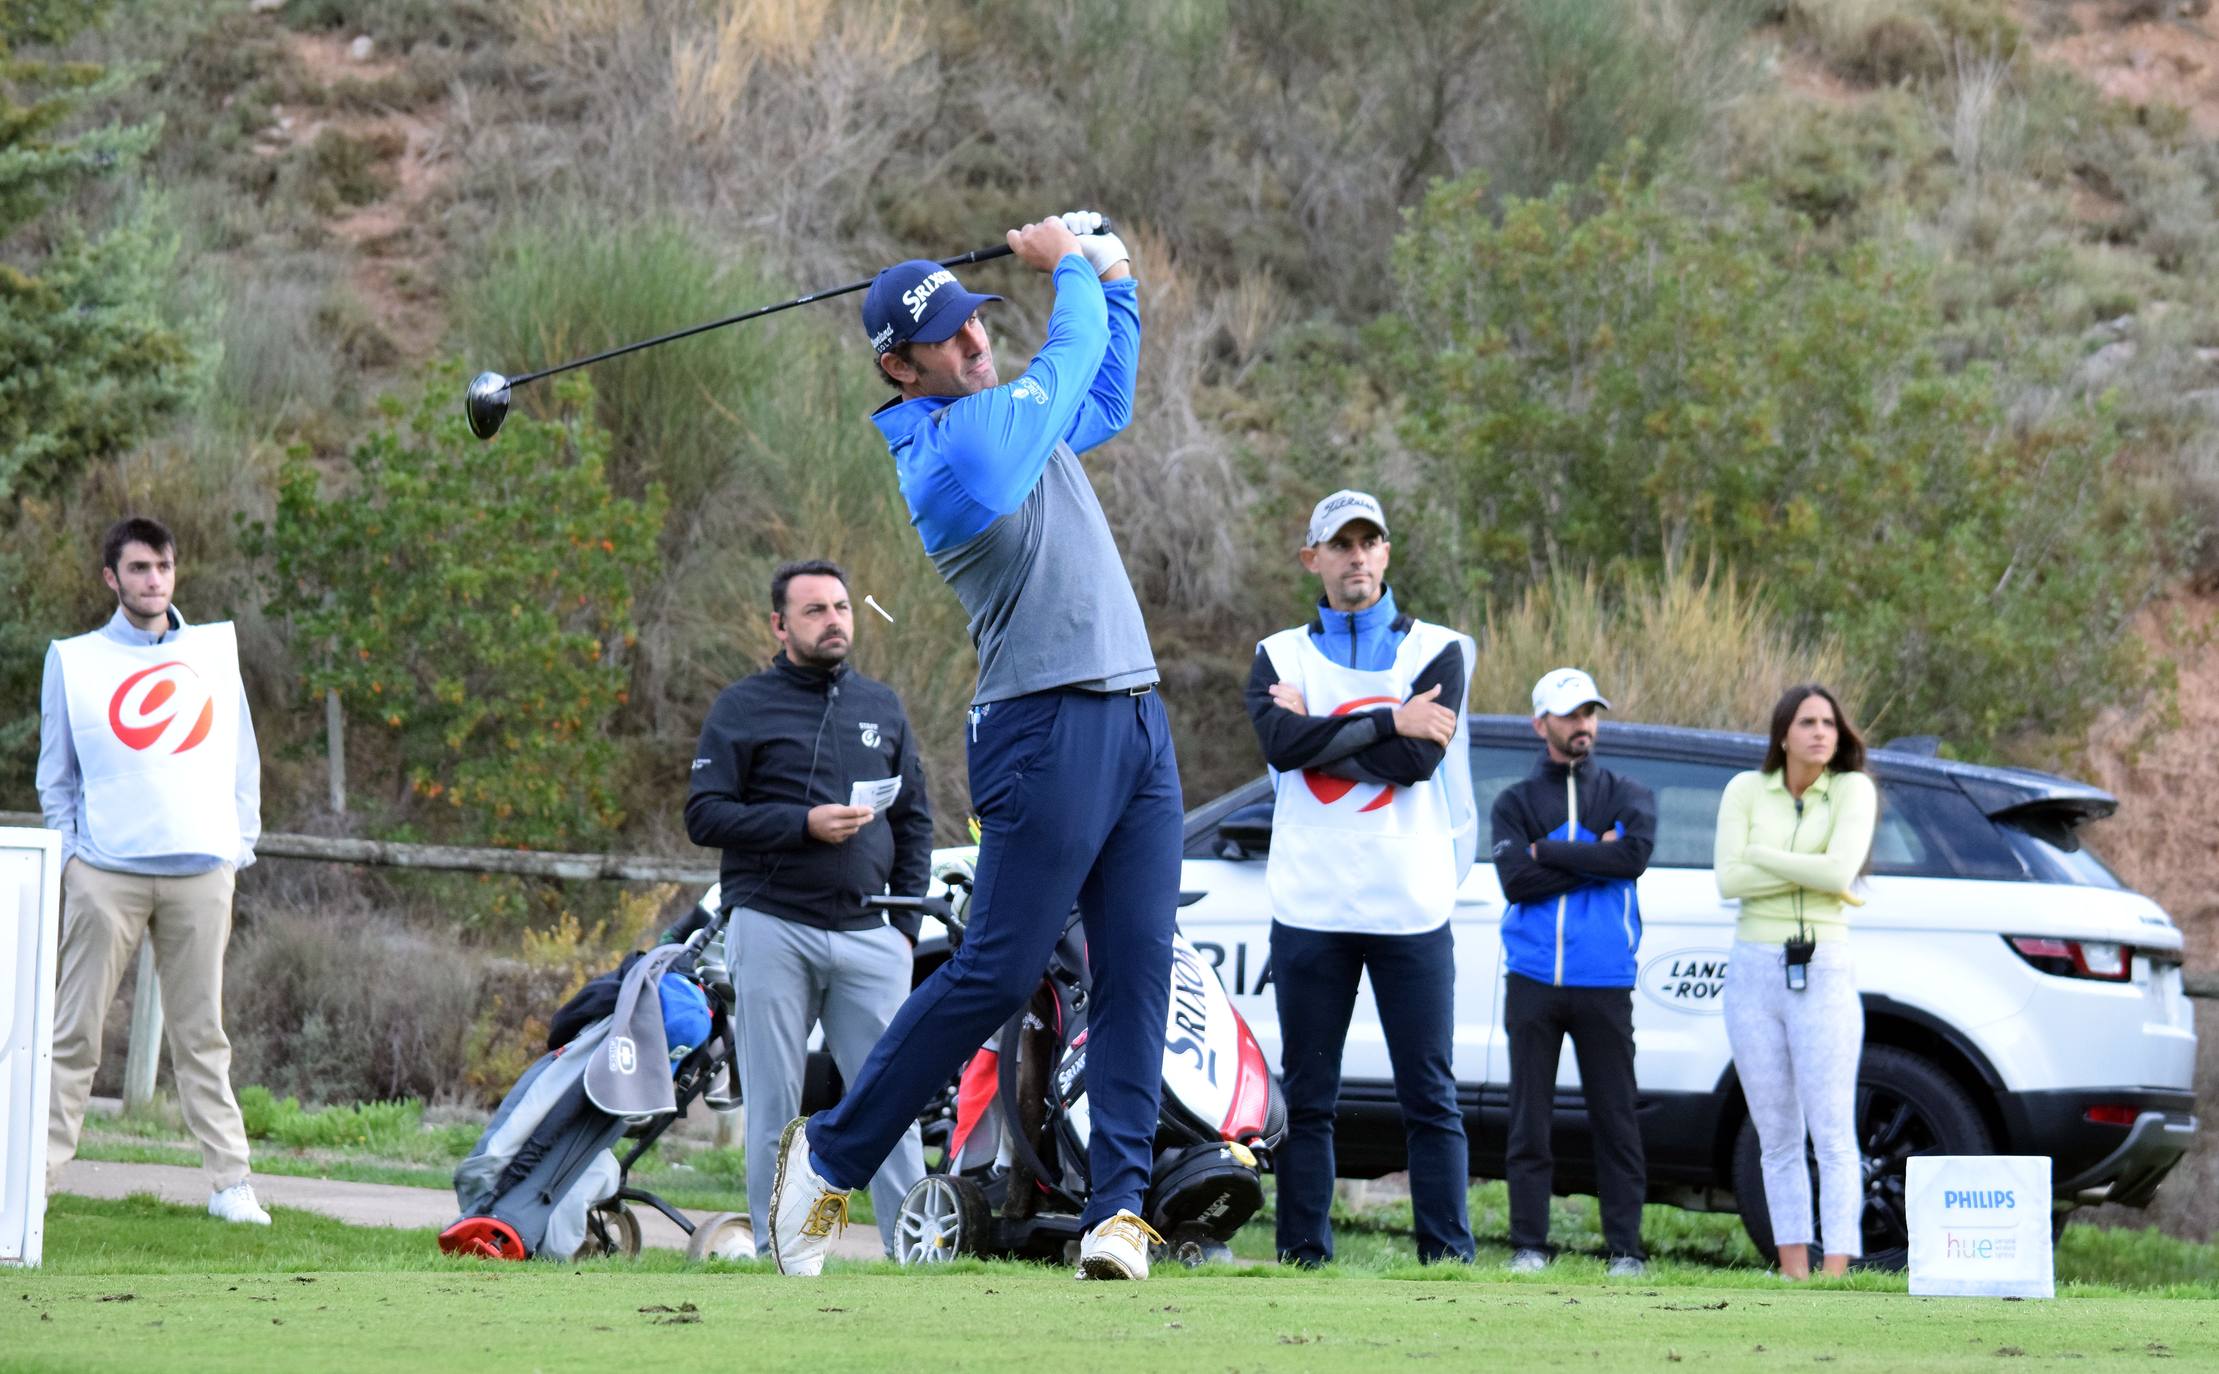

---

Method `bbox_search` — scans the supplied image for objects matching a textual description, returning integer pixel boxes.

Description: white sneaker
[1074,1210,1163,1281]
[765,1117,849,1277]
[208,1182,271,1226]
[1607,1255,1647,1278]
[1508,1248,1549,1274]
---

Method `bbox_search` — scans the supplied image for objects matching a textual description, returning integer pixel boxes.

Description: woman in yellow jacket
[1714,684,1878,1279]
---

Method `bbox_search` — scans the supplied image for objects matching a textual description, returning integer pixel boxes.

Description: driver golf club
[463,224,1111,440]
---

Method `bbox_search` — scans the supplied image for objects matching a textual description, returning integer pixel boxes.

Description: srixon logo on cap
[901,269,957,322]
[108,661,214,754]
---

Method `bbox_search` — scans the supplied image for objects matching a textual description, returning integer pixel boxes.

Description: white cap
[1305,489,1388,546]
[1531,667,1610,718]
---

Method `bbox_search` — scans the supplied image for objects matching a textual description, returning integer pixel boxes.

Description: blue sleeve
[1062,276,1138,455]
[934,255,1112,517]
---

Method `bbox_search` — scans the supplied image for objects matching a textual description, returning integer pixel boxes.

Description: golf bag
[439,920,737,1262]
[895,873,1288,1267]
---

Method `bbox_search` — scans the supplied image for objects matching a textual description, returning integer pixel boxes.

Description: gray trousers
[728,905,924,1255]
[1724,938,1865,1256]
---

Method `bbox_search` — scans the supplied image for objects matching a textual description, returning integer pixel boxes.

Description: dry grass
[1463,562,1870,733]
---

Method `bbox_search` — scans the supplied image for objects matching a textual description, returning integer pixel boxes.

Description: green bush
[1377,160,2174,758]
[250,362,664,848]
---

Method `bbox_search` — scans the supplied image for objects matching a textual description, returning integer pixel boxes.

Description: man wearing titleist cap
[765,211,1182,1281]
[38,516,270,1226]
[1245,491,1479,1267]
[1492,668,1656,1276]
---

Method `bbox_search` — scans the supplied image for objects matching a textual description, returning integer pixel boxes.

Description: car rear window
[1998,813,2124,889]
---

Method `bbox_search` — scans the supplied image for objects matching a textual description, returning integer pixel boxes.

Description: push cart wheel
[895,1174,990,1266]
[575,1200,643,1260]
[685,1211,756,1262]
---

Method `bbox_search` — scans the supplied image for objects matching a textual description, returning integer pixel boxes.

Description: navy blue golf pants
[808,687,1182,1228]
[1271,920,1475,1266]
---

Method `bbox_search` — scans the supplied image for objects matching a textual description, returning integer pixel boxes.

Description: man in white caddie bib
[36,516,268,1225]
[1243,490,1478,1266]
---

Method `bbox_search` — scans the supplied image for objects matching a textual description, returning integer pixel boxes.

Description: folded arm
[1243,646,1394,773]
[1317,642,1466,788]
[1713,774,1795,899]
[1492,788,1587,905]
[1741,773,1878,895]
[1532,776,1655,879]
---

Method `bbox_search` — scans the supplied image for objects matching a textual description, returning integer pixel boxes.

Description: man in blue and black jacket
[1492,667,1657,1276]
[766,211,1182,1282]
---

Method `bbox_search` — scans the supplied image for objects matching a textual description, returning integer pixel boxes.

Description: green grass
[11,1198,2215,1374]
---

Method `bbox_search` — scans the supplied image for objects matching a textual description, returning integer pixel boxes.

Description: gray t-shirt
[928,438,1158,704]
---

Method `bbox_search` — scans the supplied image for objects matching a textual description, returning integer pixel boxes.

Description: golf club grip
[502,227,1109,390]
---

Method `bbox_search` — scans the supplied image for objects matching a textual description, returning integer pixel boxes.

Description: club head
[464,371,512,440]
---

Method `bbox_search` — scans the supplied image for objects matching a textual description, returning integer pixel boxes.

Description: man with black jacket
[685,559,933,1258]
[1492,667,1657,1276]
[1244,491,1479,1267]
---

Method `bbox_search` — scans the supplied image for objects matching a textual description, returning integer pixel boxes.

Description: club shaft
[507,243,1017,388]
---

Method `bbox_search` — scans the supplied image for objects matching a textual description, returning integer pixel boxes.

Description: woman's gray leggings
[1723,939,1864,1257]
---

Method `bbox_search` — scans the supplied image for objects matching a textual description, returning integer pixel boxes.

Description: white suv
[1166,715,2200,1265]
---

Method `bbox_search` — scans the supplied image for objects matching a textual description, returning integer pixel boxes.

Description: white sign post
[2,827,63,1268]
[1907,1155,2056,1298]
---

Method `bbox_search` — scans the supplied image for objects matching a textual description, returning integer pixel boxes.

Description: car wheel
[1733,1045,1992,1272]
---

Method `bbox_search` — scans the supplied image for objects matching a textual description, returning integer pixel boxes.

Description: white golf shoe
[765,1117,849,1277]
[208,1182,271,1226]
[1074,1210,1163,1280]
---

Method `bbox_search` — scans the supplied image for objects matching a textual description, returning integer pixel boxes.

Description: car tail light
[2084,1105,2142,1127]
[2007,936,2134,982]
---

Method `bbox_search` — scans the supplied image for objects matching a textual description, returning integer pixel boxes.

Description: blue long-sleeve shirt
[872,255,1156,704]
[36,605,261,874]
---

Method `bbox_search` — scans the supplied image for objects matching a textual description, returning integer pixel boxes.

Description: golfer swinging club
[766,211,1181,1280]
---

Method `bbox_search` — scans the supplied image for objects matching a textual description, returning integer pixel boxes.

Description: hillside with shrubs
[4,0,2215,1233]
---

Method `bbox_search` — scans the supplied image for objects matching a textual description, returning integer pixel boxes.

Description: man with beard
[1491,668,1657,1276]
[685,559,933,1258]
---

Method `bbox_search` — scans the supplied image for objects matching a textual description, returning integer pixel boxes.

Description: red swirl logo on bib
[108,661,215,754]
[1302,695,1400,812]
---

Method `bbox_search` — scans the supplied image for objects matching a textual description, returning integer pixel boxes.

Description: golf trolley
[893,865,1288,1268]
[438,906,755,1264]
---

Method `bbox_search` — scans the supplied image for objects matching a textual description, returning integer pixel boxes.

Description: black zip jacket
[1489,752,1657,904]
[684,653,933,940]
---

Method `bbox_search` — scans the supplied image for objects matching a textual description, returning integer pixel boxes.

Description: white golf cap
[1306,489,1388,546]
[1532,667,1610,718]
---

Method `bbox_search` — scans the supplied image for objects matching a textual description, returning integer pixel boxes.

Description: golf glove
[1057,209,1129,276]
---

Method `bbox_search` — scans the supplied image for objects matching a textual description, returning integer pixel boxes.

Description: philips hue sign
[1908,1156,2054,1298]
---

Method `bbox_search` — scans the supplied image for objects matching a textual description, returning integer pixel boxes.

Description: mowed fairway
[7,1199,2215,1373]
[11,1267,2216,1373]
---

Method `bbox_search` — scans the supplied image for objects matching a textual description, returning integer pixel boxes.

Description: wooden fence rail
[0,811,717,885]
